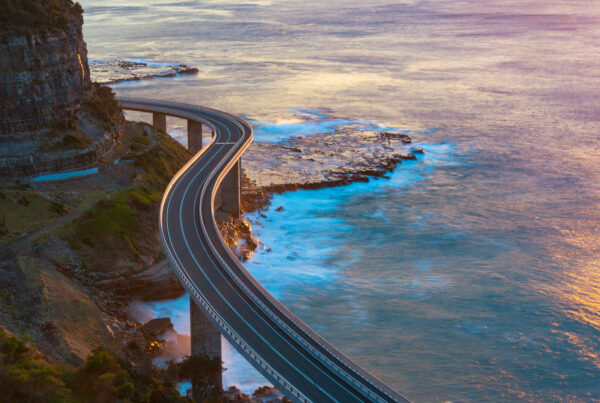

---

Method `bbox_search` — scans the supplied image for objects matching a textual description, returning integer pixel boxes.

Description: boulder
[142,317,173,337]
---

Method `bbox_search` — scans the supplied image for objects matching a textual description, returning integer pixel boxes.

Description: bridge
[118,97,410,403]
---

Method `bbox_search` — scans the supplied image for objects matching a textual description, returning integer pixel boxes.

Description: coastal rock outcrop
[241,129,422,212]
[90,60,199,84]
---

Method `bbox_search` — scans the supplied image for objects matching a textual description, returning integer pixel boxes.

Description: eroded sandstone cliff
[0,13,121,176]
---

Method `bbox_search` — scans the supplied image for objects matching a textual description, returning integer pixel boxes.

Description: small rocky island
[90,60,199,84]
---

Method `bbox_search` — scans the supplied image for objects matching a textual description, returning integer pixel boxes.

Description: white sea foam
[249,108,431,143]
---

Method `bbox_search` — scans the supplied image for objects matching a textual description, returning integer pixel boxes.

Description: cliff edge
[0,1,121,176]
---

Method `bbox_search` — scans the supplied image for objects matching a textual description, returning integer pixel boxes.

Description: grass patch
[0,188,66,243]
[63,123,190,269]
[69,190,141,254]
[132,129,191,190]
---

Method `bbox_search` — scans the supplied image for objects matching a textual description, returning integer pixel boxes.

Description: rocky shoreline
[90,60,199,84]
[241,129,423,214]
[119,126,424,296]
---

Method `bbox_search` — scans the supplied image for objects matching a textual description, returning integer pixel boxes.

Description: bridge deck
[118,97,410,403]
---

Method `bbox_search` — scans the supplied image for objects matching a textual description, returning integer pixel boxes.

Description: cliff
[0,12,121,176]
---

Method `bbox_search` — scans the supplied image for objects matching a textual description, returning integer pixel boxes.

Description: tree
[0,329,191,402]
[0,331,73,402]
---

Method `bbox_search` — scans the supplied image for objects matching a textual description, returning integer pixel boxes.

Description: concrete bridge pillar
[188,119,203,154]
[190,298,222,400]
[152,112,167,132]
[220,160,241,218]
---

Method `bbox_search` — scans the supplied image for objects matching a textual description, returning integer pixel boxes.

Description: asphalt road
[118,97,410,403]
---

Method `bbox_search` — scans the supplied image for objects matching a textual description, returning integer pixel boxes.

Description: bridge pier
[220,160,241,218]
[188,119,203,153]
[190,298,222,401]
[152,112,167,132]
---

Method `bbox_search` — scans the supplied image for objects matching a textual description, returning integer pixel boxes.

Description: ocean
[80,0,600,400]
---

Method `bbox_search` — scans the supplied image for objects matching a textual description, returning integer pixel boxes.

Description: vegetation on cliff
[38,84,121,153]
[0,0,83,33]
[0,186,66,241]
[85,83,122,130]
[0,122,191,372]
[0,328,196,402]
[63,122,191,285]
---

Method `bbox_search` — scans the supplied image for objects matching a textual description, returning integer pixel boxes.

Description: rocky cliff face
[0,15,92,136]
[0,15,121,176]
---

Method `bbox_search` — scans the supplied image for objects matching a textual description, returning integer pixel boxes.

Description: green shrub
[46,132,92,152]
[0,331,73,402]
[85,83,121,129]
[0,330,191,402]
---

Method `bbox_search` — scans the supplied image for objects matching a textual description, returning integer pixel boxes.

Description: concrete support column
[214,186,223,211]
[190,298,222,401]
[152,112,167,132]
[220,159,241,218]
[188,119,203,154]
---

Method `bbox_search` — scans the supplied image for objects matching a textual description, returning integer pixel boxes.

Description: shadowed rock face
[0,15,121,177]
[0,15,92,139]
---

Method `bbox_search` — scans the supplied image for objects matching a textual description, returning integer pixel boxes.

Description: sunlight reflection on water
[84,0,600,399]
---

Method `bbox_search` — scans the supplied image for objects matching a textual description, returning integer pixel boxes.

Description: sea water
[80,0,600,400]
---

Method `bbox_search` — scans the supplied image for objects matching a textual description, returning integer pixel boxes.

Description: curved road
[118,97,410,403]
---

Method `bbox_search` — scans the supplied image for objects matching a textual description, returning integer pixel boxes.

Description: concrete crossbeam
[152,112,167,132]
[188,119,203,153]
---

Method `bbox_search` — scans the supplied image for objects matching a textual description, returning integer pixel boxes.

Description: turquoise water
[29,167,99,182]
[80,0,600,400]
[244,142,600,401]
